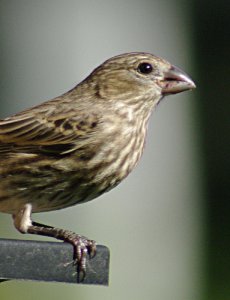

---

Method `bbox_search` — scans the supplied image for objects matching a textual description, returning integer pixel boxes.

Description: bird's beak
[159,65,196,95]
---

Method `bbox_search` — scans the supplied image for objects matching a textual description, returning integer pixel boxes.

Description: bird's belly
[0,127,146,214]
[0,170,103,214]
[0,159,124,214]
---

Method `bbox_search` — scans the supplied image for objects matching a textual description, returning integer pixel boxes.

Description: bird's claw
[71,235,97,281]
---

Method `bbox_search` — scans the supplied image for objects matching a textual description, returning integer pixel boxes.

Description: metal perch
[0,238,109,285]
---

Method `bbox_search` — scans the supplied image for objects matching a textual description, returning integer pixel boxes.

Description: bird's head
[86,52,195,109]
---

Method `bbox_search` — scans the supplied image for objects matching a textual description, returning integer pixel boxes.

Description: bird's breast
[85,115,148,193]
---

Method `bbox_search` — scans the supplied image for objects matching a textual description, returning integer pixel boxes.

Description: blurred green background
[0,0,229,299]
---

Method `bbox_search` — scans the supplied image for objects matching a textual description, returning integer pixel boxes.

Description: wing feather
[0,108,100,155]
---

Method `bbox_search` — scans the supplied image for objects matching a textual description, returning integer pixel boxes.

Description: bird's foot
[13,204,96,281]
[64,232,97,281]
[31,225,97,281]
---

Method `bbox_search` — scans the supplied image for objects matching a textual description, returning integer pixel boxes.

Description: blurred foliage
[194,0,230,299]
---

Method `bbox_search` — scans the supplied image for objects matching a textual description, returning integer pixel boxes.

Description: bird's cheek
[99,80,141,100]
[150,82,164,98]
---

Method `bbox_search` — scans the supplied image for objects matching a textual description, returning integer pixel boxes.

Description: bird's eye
[138,62,153,74]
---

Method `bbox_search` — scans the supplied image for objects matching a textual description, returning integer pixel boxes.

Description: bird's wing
[0,108,100,155]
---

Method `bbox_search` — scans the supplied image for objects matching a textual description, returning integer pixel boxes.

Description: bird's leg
[12,204,96,280]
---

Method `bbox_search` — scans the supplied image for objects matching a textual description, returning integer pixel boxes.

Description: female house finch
[0,52,195,276]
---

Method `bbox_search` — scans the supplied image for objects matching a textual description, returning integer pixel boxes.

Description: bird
[0,52,195,278]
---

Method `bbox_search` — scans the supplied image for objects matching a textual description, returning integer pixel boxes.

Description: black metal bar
[0,238,109,285]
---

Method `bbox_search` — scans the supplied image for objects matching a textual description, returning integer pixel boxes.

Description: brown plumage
[0,52,195,278]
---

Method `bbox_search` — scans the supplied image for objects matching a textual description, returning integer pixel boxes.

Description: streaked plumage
[0,52,195,277]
